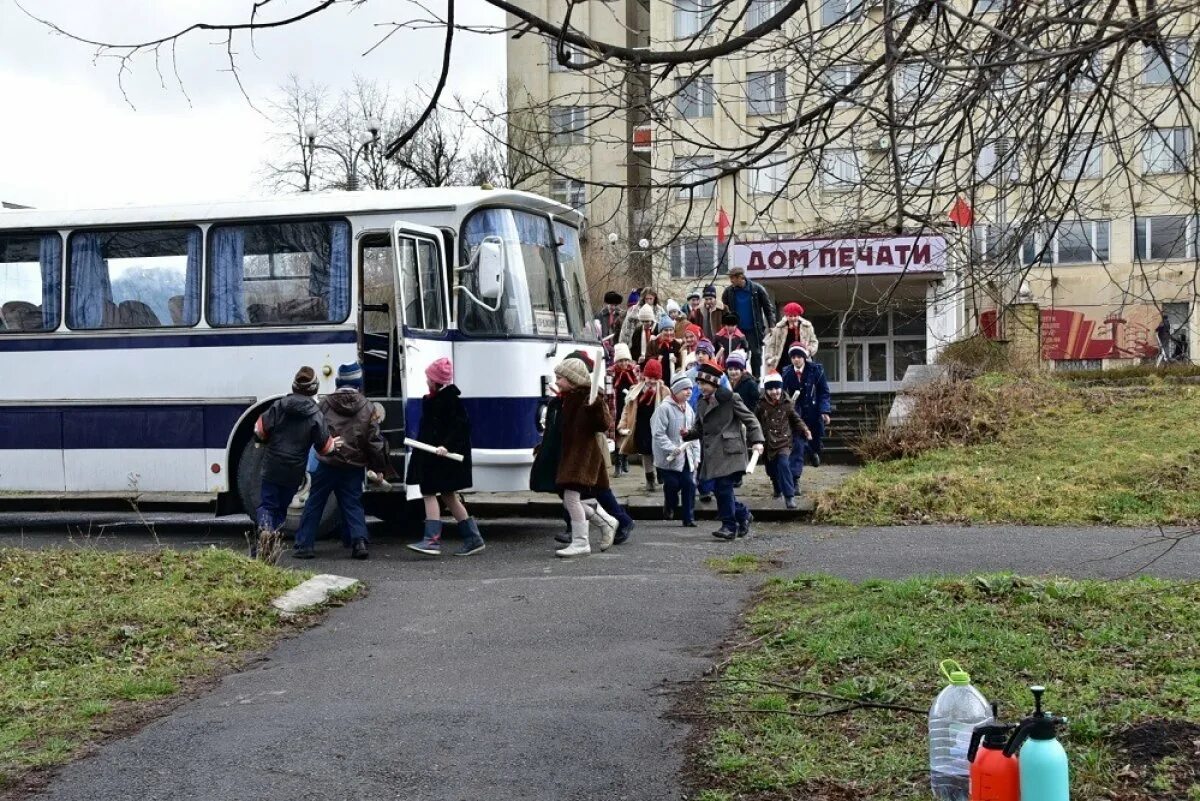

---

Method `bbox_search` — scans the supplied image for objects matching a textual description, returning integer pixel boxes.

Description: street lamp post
[302,118,382,191]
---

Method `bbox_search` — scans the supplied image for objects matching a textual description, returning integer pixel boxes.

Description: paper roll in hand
[745,449,761,475]
[404,437,465,462]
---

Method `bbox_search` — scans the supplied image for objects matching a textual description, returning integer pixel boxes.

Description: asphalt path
[3,515,1198,801]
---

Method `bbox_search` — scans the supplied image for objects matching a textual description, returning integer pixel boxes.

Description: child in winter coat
[651,374,701,527]
[647,325,683,386]
[684,363,766,540]
[628,304,660,366]
[617,358,671,492]
[609,343,639,475]
[725,350,761,411]
[552,356,616,558]
[251,366,339,559]
[294,362,387,560]
[405,357,485,557]
[714,312,750,365]
[755,372,812,510]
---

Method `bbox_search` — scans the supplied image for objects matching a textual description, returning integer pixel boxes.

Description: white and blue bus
[0,188,600,522]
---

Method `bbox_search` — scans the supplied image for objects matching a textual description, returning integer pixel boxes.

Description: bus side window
[0,233,61,333]
[67,227,201,330]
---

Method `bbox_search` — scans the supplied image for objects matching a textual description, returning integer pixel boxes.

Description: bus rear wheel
[236,441,338,537]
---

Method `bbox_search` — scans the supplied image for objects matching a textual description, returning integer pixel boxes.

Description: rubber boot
[556,520,591,558]
[407,520,443,555]
[591,506,617,551]
[455,517,486,557]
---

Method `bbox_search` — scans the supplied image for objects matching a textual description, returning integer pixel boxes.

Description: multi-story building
[506,1,1200,390]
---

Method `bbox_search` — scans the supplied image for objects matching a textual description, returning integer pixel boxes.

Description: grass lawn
[0,547,313,790]
[819,379,1200,525]
[689,574,1200,801]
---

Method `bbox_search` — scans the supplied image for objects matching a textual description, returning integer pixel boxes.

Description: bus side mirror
[477,239,505,301]
[456,235,506,313]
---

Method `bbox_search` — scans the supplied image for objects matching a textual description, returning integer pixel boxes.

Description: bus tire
[236,441,337,537]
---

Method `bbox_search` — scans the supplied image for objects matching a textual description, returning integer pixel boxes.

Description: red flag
[716,207,731,245]
[948,197,974,228]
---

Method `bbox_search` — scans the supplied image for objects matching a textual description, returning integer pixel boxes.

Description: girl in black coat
[406,358,485,557]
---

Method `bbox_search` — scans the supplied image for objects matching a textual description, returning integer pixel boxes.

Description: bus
[0,187,601,523]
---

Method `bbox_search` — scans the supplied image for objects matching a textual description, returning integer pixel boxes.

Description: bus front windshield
[459,208,573,339]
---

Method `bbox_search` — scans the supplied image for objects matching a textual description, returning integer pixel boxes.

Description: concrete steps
[823,392,895,464]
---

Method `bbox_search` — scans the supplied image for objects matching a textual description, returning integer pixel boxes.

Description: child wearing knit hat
[546,356,615,557]
[609,343,639,476]
[650,374,701,526]
[406,357,485,557]
[616,357,670,492]
[755,373,811,510]
[249,366,339,560]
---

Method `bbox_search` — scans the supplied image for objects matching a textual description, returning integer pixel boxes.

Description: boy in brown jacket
[755,372,811,510]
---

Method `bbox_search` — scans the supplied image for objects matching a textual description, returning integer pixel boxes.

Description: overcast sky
[0,0,504,209]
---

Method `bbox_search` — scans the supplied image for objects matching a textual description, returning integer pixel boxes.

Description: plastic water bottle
[929,660,992,801]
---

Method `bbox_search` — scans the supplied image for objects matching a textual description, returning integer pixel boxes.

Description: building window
[820,149,860,190]
[895,61,937,104]
[746,70,785,116]
[822,64,862,105]
[675,0,716,38]
[1062,137,1103,180]
[208,220,350,327]
[670,237,717,279]
[674,156,717,198]
[976,138,1020,184]
[0,233,61,333]
[746,0,781,27]
[821,0,862,27]
[974,224,1025,264]
[750,153,790,195]
[549,106,587,144]
[1134,215,1198,261]
[547,40,587,72]
[1024,220,1110,265]
[675,76,714,118]
[1143,39,1190,85]
[549,177,587,210]
[68,227,201,330]
[899,144,940,188]
[1142,126,1191,174]
[976,0,1005,11]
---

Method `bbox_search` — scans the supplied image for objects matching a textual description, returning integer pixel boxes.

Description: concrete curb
[271,574,359,616]
[467,497,815,522]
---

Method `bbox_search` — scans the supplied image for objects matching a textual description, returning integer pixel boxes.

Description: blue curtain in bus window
[68,233,112,329]
[209,227,246,325]
[39,234,61,330]
[327,222,350,322]
[514,211,551,245]
[183,228,201,325]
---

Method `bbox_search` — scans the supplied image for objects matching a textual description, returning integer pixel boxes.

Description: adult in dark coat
[406,358,485,557]
[781,345,832,478]
[721,266,777,376]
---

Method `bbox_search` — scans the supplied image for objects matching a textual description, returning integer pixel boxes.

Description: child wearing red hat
[765,300,819,374]
[617,357,670,492]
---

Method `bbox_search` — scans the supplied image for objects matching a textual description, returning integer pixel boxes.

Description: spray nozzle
[1003,686,1068,757]
[967,702,1016,762]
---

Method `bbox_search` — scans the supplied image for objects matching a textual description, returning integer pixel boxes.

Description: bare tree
[31,0,1200,344]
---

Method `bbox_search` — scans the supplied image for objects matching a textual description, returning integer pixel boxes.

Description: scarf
[638,383,659,406]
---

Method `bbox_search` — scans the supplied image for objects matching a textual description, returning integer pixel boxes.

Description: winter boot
[591,507,617,551]
[407,520,443,555]
[455,517,486,557]
[554,528,571,545]
[619,455,629,474]
[556,520,591,558]
[711,523,737,541]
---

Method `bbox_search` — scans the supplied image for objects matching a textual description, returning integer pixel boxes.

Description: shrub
[854,375,1049,462]
[937,334,1014,375]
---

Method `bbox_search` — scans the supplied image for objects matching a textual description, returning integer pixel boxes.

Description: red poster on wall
[981,306,1162,360]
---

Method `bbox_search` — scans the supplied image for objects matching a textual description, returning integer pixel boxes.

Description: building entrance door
[807,308,928,393]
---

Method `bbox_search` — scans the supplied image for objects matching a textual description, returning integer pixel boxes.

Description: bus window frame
[0,229,64,335]
[65,223,205,332]
[204,215,354,329]
[456,204,577,341]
